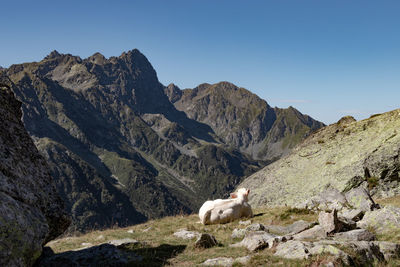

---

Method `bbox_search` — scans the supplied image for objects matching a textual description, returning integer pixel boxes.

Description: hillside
[239,110,400,208]
[165,82,324,161]
[2,49,323,231]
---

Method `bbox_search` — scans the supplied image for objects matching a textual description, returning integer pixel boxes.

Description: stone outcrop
[357,206,400,235]
[0,82,70,266]
[239,109,400,207]
[194,234,218,249]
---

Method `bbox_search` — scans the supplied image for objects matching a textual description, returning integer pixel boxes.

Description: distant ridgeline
[1,49,323,231]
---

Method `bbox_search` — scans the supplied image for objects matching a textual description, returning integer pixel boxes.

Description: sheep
[198,188,253,225]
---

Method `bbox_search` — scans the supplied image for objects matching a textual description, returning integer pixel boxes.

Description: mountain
[165,82,324,161]
[2,49,323,231]
[0,80,70,266]
[239,111,400,208]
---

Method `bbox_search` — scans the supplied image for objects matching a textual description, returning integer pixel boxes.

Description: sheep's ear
[230,193,237,198]
[247,189,250,195]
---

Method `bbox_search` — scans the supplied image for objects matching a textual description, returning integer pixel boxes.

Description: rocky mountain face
[0,81,70,266]
[239,111,400,208]
[165,82,324,161]
[2,49,323,232]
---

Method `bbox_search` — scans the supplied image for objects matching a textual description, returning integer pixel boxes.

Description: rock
[127,229,134,234]
[333,229,376,241]
[80,242,93,247]
[35,243,142,266]
[173,229,201,240]
[202,257,234,266]
[274,240,351,264]
[265,220,315,235]
[302,188,348,211]
[245,223,266,231]
[231,223,267,239]
[345,186,378,212]
[108,238,139,246]
[194,234,218,249]
[357,206,400,235]
[239,220,251,225]
[201,255,252,266]
[346,241,384,264]
[231,228,247,239]
[235,255,251,264]
[231,231,286,251]
[274,240,311,259]
[318,210,342,234]
[292,225,327,240]
[0,83,70,267]
[372,241,400,261]
[339,208,364,222]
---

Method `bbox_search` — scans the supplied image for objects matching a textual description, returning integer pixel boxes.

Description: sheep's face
[230,188,250,202]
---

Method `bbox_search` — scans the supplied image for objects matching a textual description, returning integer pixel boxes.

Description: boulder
[265,220,315,235]
[108,238,139,246]
[231,228,247,239]
[202,257,234,266]
[357,206,400,235]
[245,223,266,232]
[173,229,201,240]
[231,223,267,239]
[292,225,327,240]
[274,240,352,264]
[372,241,400,261]
[0,83,70,266]
[194,234,218,249]
[345,186,378,212]
[333,229,376,241]
[302,187,348,211]
[339,208,364,222]
[201,256,252,266]
[231,231,286,251]
[318,210,342,234]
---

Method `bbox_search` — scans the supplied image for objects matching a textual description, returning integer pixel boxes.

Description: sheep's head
[230,188,250,202]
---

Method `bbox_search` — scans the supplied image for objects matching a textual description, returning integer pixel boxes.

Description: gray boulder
[107,238,140,246]
[372,241,400,261]
[194,233,218,249]
[265,220,315,235]
[231,231,286,251]
[345,186,379,212]
[292,225,327,240]
[231,223,267,239]
[339,208,364,222]
[318,209,342,234]
[302,187,348,211]
[333,229,376,241]
[202,257,233,267]
[357,206,400,235]
[274,240,351,264]
[0,83,70,267]
[173,229,201,240]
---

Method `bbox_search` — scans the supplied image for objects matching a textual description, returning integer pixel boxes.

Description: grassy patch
[46,201,400,266]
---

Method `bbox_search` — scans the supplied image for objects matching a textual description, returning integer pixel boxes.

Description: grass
[45,202,400,266]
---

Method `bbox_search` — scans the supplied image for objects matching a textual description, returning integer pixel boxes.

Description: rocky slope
[239,111,400,208]
[0,80,70,266]
[165,82,324,161]
[2,49,322,232]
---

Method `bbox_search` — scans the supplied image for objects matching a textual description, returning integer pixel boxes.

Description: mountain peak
[45,50,62,59]
[88,52,107,65]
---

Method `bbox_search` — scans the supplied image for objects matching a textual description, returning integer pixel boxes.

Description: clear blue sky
[1,0,400,124]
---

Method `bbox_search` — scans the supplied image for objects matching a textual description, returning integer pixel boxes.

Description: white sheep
[198,188,253,225]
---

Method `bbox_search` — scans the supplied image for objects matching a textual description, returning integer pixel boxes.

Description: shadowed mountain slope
[3,49,323,231]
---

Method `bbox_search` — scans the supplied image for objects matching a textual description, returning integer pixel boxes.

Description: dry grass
[45,203,400,266]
